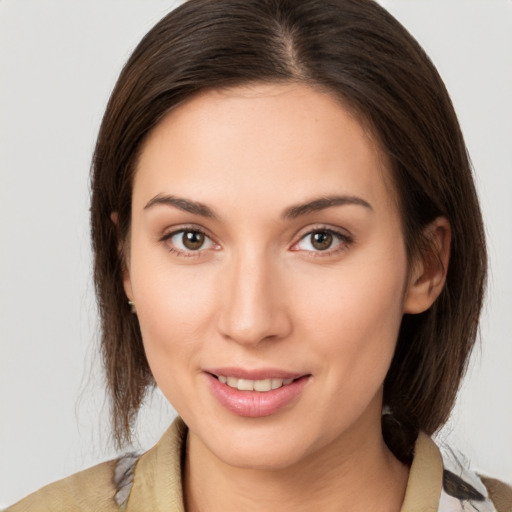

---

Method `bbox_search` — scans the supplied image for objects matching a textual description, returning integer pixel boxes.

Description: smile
[217,376,295,392]
[205,369,311,417]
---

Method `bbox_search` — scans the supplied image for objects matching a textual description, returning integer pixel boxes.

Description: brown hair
[90,0,486,461]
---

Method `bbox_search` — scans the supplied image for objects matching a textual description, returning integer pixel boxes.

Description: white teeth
[217,375,295,392]
[271,378,282,390]
[254,379,272,392]
[237,379,254,391]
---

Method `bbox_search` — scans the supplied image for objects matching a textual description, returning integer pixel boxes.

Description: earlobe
[403,217,451,314]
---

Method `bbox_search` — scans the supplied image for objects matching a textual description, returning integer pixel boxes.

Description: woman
[6,0,511,510]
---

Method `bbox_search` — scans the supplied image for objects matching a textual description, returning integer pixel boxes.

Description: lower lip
[205,373,310,417]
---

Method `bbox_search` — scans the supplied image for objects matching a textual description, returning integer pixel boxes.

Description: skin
[122,83,450,511]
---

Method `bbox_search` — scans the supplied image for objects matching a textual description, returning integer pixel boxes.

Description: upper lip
[205,367,307,380]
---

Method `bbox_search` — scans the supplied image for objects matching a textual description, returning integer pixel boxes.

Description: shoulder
[4,418,187,512]
[5,458,121,512]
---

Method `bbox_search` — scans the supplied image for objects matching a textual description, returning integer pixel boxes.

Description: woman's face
[125,83,417,469]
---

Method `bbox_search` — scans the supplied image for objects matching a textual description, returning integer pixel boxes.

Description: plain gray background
[1,0,511,506]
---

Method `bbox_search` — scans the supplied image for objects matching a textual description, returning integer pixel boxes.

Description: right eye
[162,228,218,255]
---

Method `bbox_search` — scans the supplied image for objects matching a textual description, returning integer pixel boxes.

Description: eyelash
[159,225,354,258]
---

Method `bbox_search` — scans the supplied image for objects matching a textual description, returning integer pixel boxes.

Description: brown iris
[311,231,333,250]
[182,231,205,250]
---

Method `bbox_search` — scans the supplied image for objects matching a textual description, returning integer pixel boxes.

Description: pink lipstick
[204,368,310,417]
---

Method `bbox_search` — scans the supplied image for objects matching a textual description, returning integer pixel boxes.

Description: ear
[403,217,451,314]
[110,212,134,302]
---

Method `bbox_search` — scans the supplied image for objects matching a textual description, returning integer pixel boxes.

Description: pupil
[183,231,204,250]
[312,231,332,250]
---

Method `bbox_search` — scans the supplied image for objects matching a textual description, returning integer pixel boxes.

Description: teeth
[254,379,272,392]
[217,376,295,392]
[271,378,282,390]
[237,379,254,391]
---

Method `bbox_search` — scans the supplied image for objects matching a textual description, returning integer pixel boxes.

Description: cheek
[288,256,407,437]
[293,250,407,378]
[128,246,219,382]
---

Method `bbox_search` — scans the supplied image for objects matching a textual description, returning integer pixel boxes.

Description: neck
[184,415,409,512]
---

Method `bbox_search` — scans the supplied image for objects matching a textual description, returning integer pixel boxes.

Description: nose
[217,249,292,346]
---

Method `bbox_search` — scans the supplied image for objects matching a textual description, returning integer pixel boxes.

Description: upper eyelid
[293,224,352,242]
[159,224,214,241]
[300,227,348,237]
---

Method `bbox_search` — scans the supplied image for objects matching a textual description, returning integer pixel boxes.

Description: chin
[194,417,320,471]
[216,439,309,471]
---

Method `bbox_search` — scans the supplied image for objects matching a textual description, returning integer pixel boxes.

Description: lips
[204,368,310,417]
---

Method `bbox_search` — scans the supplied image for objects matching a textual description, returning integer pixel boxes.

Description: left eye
[167,229,217,252]
[294,230,347,252]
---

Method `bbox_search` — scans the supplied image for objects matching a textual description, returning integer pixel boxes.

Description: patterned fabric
[438,446,498,512]
[113,453,140,509]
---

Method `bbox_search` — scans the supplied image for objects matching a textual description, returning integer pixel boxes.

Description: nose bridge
[218,245,289,345]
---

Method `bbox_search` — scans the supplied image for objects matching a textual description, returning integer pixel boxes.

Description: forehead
[133,82,397,216]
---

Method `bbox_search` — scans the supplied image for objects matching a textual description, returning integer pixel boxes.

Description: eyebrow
[143,193,373,220]
[144,194,218,219]
[282,195,373,219]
